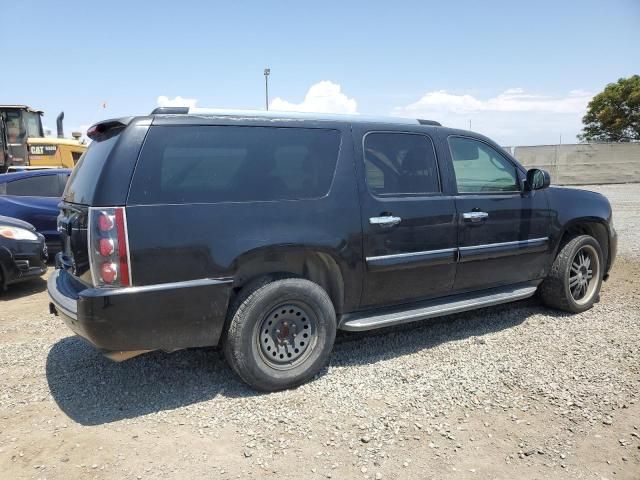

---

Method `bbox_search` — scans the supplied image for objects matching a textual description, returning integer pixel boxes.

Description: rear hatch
[57,121,131,285]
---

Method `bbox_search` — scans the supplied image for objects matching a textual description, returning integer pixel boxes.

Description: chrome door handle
[369,215,402,227]
[463,211,489,222]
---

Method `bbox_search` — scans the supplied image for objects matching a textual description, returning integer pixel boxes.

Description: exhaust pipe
[56,112,64,138]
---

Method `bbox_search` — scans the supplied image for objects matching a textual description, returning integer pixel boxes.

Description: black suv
[48,108,617,391]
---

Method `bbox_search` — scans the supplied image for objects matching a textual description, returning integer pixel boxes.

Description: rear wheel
[224,278,336,391]
[539,235,603,313]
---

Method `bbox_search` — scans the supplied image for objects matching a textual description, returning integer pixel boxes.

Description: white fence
[505,143,640,185]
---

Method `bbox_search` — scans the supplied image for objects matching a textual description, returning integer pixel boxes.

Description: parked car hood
[0,215,37,231]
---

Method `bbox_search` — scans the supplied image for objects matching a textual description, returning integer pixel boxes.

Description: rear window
[63,134,120,204]
[129,126,341,204]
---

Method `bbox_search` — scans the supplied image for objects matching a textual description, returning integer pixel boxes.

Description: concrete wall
[506,143,640,185]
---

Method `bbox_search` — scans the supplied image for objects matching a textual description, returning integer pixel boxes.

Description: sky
[2,0,638,146]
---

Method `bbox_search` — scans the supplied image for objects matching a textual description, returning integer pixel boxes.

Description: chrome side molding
[366,237,549,267]
[458,237,548,252]
[366,247,457,262]
[366,247,457,270]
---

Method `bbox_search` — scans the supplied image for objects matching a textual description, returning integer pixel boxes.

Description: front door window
[449,137,519,193]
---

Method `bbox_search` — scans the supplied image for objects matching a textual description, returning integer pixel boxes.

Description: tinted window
[64,133,120,204]
[449,137,518,193]
[58,173,70,196]
[23,111,43,137]
[364,132,439,196]
[129,126,341,204]
[71,151,83,164]
[5,111,25,144]
[6,175,60,197]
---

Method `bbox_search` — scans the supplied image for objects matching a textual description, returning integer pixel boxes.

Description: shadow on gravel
[46,337,255,426]
[46,298,568,426]
[0,277,47,301]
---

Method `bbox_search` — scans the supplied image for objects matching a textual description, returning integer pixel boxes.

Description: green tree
[579,75,640,142]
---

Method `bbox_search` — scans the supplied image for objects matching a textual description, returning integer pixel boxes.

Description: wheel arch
[555,218,610,269]
[230,246,346,315]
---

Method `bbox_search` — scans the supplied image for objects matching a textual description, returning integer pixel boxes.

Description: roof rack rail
[150,107,189,115]
[417,119,441,126]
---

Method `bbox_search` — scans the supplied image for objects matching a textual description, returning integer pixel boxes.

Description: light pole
[264,68,270,110]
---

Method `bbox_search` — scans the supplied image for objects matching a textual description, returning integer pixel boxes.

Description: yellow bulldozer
[0,105,87,173]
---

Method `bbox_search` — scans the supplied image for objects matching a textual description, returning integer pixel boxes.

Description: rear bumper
[48,268,233,352]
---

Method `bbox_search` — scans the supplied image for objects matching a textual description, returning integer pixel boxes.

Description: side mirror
[525,168,551,191]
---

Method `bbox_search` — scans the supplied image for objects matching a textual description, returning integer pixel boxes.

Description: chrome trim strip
[87,277,234,297]
[366,247,457,263]
[87,206,98,287]
[458,237,549,251]
[122,207,133,285]
[366,237,548,264]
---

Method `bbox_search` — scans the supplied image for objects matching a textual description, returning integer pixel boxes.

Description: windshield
[23,111,43,137]
[2,109,43,144]
[4,110,25,144]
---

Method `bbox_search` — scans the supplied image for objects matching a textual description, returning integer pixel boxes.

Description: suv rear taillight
[88,207,131,287]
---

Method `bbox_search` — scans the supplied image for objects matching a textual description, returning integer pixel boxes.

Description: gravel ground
[1,183,639,480]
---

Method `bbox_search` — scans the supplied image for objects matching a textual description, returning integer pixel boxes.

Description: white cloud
[395,88,592,115]
[156,95,198,108]
[393,88,594,145]
[270,81,357,114]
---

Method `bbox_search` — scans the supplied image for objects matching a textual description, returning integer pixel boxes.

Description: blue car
[0,169,71,254]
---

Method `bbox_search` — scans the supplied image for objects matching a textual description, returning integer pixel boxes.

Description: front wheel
[224,278,336,391]
[539,235,603,313]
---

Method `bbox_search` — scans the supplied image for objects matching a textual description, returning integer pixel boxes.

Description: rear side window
[6,175,60,197]
[64,134,120,204]
[129,126,341,204]
[364,132,439,196]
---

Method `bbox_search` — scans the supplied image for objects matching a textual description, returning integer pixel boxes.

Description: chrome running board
[339,283,539,332]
